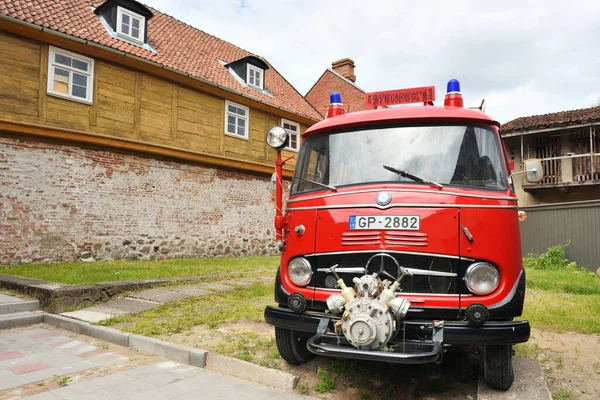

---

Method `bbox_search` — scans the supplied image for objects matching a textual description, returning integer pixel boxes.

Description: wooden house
[0,0,322,264]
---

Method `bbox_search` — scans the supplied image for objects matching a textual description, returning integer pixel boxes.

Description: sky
[143,0,600,123]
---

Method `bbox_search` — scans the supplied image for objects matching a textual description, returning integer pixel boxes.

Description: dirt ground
[160,321,479,399]
[158,321,600,400]
[527,328,600,400]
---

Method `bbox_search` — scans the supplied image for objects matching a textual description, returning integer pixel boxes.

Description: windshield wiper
[293,177,337,192]
[382,165,444,189]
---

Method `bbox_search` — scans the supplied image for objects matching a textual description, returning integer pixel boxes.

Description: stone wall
[0,133,280,264]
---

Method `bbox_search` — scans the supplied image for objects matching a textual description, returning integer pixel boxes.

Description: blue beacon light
[447,79,461,94]
[330,92,342,105]
[327,92,345,118]
[444,79,464,107]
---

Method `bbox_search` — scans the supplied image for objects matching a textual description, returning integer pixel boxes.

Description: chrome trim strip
[316,267,366,274]
[286,204,518,211]
[288,188,517,204]
[315,267,456,277]
[304,249,461,259]
[406,269,457,277]
[306,286,469,297]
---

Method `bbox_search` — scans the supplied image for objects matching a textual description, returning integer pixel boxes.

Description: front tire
[275,327,315,365]
[484,344,514,390]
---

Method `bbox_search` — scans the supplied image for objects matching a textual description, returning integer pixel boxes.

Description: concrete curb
[0,311,44,329]
[40,313,296,391]
[0,300,39,314]
[206,352,298,391]
[0,272,247,313]
[43,314,131,347]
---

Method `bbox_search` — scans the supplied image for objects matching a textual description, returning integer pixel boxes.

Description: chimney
[331,58,356,83]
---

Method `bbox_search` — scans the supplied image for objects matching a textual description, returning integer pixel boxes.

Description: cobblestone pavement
[0,326,314,400]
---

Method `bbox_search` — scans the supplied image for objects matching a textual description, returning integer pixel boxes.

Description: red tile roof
[501,106,600,134]
[306,69,368,117]
[0,0,322,121]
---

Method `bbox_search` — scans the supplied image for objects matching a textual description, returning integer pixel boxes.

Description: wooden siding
[520,200,600,272]
[0,31,302,172]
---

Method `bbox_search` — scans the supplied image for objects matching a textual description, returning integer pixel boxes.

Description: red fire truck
[264,80,542,389]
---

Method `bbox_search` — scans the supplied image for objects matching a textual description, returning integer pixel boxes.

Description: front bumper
[265,306,530,363]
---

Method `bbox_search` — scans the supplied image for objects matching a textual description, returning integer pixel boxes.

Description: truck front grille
[307,252,459,295]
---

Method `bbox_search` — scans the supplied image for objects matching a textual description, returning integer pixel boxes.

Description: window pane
[227,115,236,125]
[72,59,88,72]
[121,22,130,35]
[132,18,140,29]
[55,54,71,67]
[72,85,87,99]
[227,123,236,134]
[72,73,87,87]
[54,68,69,80]
[237,125,245,136]
[237,108,246,117]
[238,118,246,128]
[291,135,298,148]
[228,105,236,113]
[132,27,140,38]
[122,14,130,25]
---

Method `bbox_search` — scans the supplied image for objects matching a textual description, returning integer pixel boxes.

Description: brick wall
[306,70,367,118]
[0,133,281,264]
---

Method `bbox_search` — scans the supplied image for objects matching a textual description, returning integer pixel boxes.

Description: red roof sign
[365,86,435,108]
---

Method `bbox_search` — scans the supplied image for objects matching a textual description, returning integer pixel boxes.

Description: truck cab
[264,80,535,390]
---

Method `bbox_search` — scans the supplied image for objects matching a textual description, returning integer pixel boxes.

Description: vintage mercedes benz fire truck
[264,80,542,390]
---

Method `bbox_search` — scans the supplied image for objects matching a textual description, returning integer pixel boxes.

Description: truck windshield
[291,125,507,195]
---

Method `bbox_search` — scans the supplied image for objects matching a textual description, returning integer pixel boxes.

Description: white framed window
[47,46,94,104]
[247,64,264,90]
[225,100,249,140]
[117,6,145,43]
[282,119,300,151]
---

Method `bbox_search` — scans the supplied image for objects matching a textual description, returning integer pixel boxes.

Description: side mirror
[266,126,289,150]
[523,158,543,183]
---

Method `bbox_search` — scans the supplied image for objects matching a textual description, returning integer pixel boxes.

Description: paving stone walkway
[0,326,314,400]
[23,361,310,400]
[0,327,128,391]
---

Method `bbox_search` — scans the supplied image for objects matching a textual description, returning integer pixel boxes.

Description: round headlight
[266,126,289,149]
[288,257,312,286]
[464,262,499,295]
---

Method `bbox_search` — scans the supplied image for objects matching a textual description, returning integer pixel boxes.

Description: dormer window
[117,7,145,43]
[224,56,270,93]
[247,64,264,90]
[94,0,154,47]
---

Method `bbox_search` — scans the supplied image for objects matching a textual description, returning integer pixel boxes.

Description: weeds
[314,367,336,393]
[552,390,573,400]
[53,375,71,386]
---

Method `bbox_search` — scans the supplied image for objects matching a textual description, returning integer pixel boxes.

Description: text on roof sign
[365,86,435,108]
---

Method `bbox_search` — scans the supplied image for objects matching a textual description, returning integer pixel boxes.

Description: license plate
[349,215,420,230]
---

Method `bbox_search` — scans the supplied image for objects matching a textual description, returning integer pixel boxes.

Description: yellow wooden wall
[0,31,305,171]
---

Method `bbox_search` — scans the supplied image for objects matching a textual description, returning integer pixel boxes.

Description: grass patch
[215,331,280,367]
[526,268,600,295]
[552,390,573,400]
[104,281,274,335]
[521,245,600,334]
[0,256,278,285]
[314,367,336,393]
[520,289,600,334]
